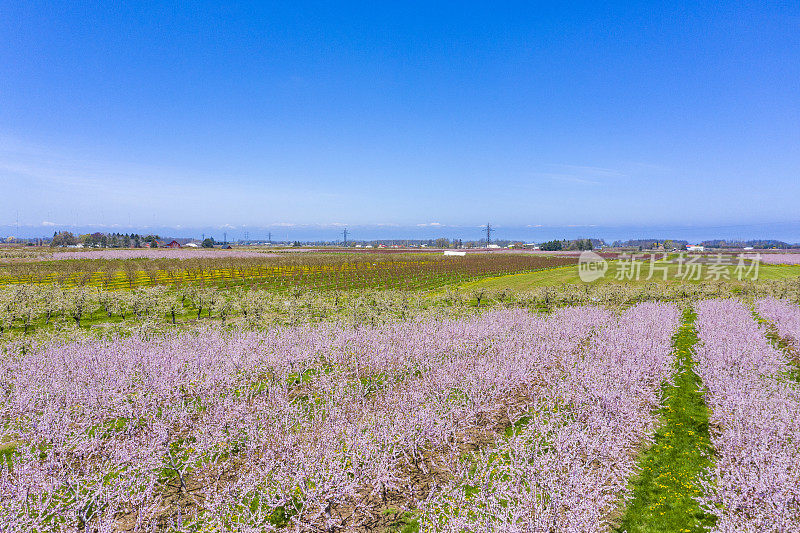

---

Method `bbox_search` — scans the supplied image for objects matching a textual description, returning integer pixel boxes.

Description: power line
[486,222,492,246]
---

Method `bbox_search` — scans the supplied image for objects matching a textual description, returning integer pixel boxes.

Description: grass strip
[614,307,716,533]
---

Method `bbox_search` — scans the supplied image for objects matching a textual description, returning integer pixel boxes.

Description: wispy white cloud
[552,164,625,177]
[544,174,602,185]
[527,163,629,187]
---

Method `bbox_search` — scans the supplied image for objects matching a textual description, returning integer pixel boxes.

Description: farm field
[6,1,800,531]
[463,261,800,291]
[0,252,577,292]
[1,251,800,532]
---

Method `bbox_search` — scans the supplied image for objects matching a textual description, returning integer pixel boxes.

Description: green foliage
[50,231,78,247]
[359,372,388,397]
[158,436,198,490]
[539,239,563,251]
[225,487,303,529]
[233,378,271,400]
[286,367,322,387]
[503,414,532,439]
[0,440,19,468]
[387,510,421,532]
[86,417,146,438]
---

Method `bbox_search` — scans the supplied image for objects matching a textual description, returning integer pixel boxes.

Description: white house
[686,245,705,252]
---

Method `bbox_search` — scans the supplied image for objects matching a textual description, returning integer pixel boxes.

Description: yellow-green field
[461,262,800,291]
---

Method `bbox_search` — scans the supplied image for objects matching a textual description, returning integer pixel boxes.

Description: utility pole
[485,222,492,246]
[342,227,348,247]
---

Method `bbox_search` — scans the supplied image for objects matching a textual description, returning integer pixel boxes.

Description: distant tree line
[50,233,798,251]
[611,239,689,250]
[50,231,164,248]
[539,239,594,251]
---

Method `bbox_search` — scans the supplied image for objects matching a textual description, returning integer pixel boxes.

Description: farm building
[166,240,181,248]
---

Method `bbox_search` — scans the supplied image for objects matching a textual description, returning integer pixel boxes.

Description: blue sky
[1,2,799,240]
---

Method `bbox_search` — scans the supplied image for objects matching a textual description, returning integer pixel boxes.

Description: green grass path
[615,307,716,533]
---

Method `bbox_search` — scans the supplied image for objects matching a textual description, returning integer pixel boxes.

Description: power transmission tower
[268,231,272,244]
[485,222,492,246]
[223,232,227,245]
[342,227,348,247]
